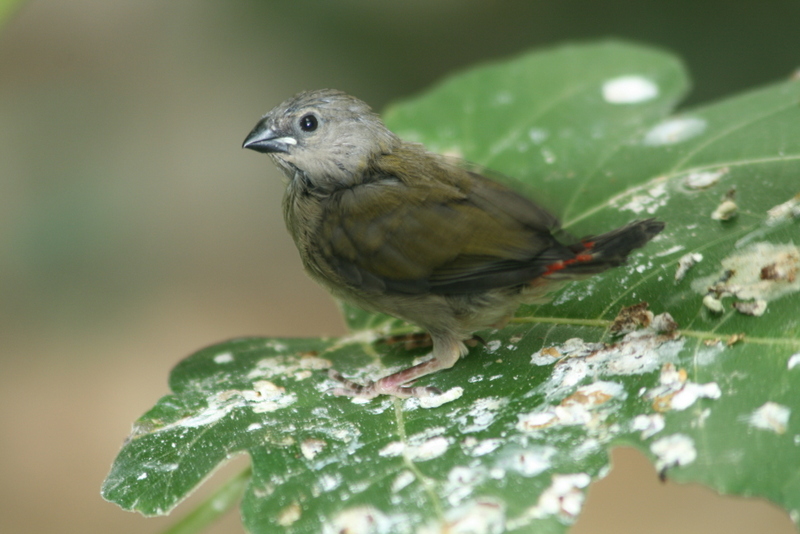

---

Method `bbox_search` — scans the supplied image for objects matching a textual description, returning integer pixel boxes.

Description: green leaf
[103,41,800,533]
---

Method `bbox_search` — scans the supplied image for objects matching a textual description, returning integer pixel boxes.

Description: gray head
[243,89,399,189]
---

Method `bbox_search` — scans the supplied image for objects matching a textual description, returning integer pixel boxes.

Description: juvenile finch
[243,89,664,399]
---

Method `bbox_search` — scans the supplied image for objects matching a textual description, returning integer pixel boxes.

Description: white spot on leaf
[531,315,684,403]
[485,340,502,352]
[323,506,393,534]
[748,402,791,434]
[391,470,415,494]
[378,441,405,458]
[702,294,724,313]
[497,446,556,477]
[645,363,721,412]
[277,502,302,526]
[379,435,450,462]
[315,473,342,493]
[528,127,549,144]
[247,353,331,381]
[766,193,800,226]
[655,245,685,258]
[684,167,728,189]
[419,498,505,534]
[155,389,246,431]
[444,465,487,505]
[651,434,697,471]
[457,397,508,433]
[732,298,767,316]
[692,242,800,307]
[300,438,327,460]
[602,75,659,104]
[541,148,557,164]
[671,382,721,410]
[242,380,297,413]
[419,387,463,408]
[213,352,234,364]
[615,181,669,215]
[492,91,513,105]
[675,252,703,282]
[643,116,706,145]
[632,413,665,439]
[711,199,738,221]
[518,381,625,431]
[414,436,450,461]
[522,473,591,521]
[466,438,503,457]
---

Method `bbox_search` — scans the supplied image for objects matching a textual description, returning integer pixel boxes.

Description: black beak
[242,119,296,154]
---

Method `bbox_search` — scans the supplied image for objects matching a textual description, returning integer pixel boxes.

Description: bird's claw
[327,369,441,399]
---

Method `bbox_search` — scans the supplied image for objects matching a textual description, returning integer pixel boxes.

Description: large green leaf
[103,41,800,533]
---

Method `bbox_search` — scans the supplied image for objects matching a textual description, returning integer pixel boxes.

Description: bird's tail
[542,219,665,279]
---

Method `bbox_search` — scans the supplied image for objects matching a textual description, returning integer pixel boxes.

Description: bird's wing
[318,161,572,295]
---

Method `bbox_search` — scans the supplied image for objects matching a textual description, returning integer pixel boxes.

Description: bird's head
[243,89,399,189]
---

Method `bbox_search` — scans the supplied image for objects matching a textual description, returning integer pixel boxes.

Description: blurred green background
[2,1,799,533]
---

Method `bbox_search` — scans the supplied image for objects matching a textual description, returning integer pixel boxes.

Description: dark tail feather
[558,219,665,276]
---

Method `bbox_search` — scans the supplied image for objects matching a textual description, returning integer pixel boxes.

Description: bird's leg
[466,334,486,347]
[329,336,468,399]
[377,331,432,351]
[379,332,484,351]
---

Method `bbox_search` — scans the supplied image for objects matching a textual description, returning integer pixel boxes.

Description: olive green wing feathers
[317,160,572,295]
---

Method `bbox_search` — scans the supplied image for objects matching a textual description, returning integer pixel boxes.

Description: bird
[243,89,664,399]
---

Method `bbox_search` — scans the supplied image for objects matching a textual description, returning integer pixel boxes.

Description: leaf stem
[680,328,800,347]
[393,400,446,522]
[511,316,612,328]
[513,316,800,347]
[159,466,251,534]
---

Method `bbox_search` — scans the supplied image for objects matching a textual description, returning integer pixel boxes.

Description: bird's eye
[299,114,318,132]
